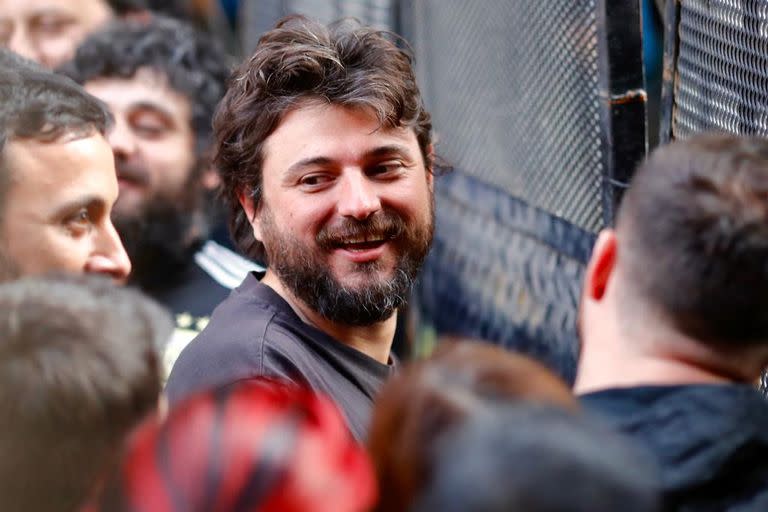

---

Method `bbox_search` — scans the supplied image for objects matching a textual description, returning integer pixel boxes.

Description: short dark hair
[618,133,768,345]
[61,15,231,158]
[214,15,433,262]
[0,275,169,512]
[415,405,661,512]
[0,48,112,212]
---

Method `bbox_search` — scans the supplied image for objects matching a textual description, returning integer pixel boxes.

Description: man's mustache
[316,211,405,249]
[116,161,150,187]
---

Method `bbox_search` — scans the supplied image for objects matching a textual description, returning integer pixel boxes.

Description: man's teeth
[342,236,384,244]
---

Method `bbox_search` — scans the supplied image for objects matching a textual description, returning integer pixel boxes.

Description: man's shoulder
[170,277,287,362]
[164,279,312,403]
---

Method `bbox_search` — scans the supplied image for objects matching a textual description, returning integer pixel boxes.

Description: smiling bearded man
[165,16,436,441]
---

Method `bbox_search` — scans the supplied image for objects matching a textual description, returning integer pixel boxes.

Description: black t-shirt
[141,240,262,378]
[165,273,396,441]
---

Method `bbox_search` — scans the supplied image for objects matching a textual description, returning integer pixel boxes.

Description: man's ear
[237,188,262,242]
[200,167,221,191]
[584,228,618,302]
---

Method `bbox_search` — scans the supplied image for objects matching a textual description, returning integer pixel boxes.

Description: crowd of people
[1,1,767,511]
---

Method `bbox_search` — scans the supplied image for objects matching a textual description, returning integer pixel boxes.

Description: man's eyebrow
[364,144,415,159]
[286,157,335,177]
[129,101,176,121]
[284,145,416,177]
[51,196,105,218]
[30,8,75,21]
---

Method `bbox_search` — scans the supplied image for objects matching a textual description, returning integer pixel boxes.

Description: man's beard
[113,193,206,293]
[261,203,434,327]
[112,155,210,293]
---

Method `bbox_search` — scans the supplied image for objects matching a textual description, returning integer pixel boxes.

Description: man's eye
[368,162,403,176]
[65,209,92,234]
[300,174,332,187]
[133,123,166,138]
[33,16,72,36]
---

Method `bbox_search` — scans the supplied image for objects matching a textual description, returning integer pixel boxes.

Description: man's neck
[575,330,764,395]
[261,271,395,364]
[575,352,736,394]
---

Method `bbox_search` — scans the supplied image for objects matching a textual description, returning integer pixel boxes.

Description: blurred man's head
[0,50,131,282]
[0,275,169,512]
[578,134,768,386]
[368,340,578,512]
[62,17,230,288]
[0,0,146,69]
[414,405,660,512]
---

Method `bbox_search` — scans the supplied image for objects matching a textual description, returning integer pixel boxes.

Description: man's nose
[85,222,132,283]
[337,172,382,220]
[107,116,138,159]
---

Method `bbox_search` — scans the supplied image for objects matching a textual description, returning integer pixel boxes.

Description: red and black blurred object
[85,380,376,512]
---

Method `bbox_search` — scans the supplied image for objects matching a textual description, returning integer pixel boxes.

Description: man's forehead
[264,102,421,161]
[5,133,113,179]
[85,68,192,118]
[0,0,107,18]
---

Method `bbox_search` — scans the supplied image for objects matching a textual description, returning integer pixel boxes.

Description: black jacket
[581,384,768,511]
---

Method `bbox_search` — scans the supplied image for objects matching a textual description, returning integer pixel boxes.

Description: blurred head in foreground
[0,275,168,512]
[368,339,578,512]
[88,380,377,512]
[414,405,660,512]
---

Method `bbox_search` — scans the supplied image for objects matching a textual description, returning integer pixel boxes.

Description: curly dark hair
[60,15,231,157]
[213,15,433,263]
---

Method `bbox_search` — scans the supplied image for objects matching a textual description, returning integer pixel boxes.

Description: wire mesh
[407,0,604,233]
[239,0,395,54]
[673,0,768,138]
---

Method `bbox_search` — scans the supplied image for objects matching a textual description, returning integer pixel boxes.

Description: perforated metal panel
[669,0,768,139]
[415,173,593,381]
[403,1,645,381]
[406,0,604,232]
[239,0,395,54]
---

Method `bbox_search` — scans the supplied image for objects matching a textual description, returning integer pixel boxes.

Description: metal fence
[662,0,768,141]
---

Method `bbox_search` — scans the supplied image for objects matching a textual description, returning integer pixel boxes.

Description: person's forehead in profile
[0,0,113,68]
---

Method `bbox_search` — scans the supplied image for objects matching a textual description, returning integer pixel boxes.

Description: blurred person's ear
[584,228,617,302]
[201,166,221,191]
